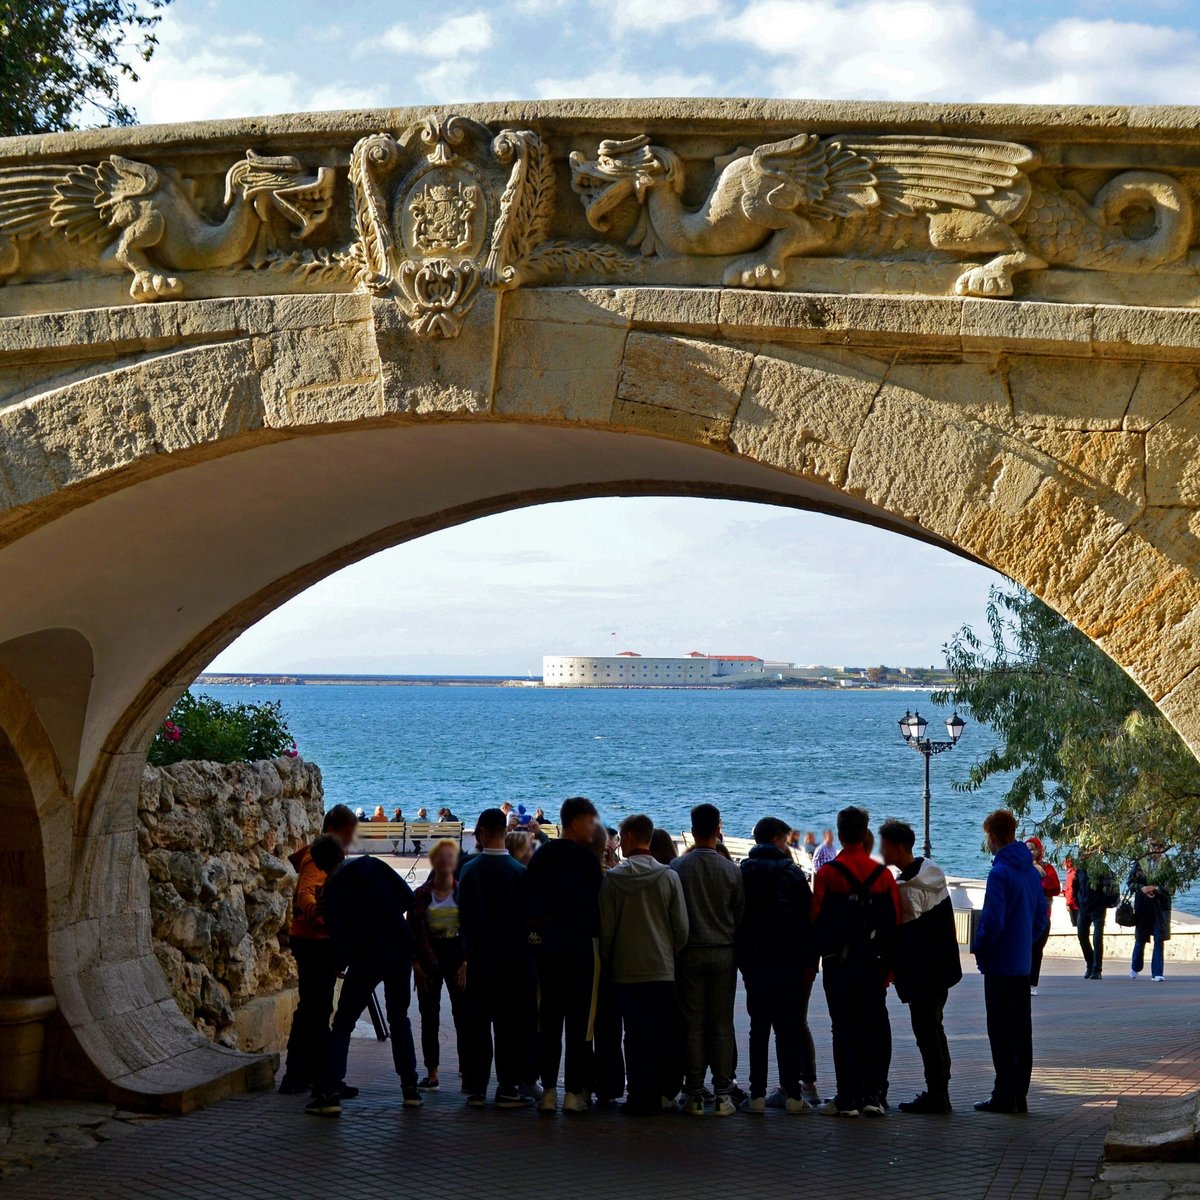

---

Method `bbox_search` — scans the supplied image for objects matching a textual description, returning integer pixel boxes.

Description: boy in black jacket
[305,835,421,1117]
[737,816,819,1114]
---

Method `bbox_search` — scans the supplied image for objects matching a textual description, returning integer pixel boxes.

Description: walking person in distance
[1129,842,1173,982]
[878,819,961,1115]
[1074,851,1115,980]
[972,809,1047,1114]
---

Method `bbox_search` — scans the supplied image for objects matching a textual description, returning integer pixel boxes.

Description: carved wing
[268,167,337,239]
[0,164,113,244]
[749,134,1036,221]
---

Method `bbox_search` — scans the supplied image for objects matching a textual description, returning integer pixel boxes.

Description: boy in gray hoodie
[599,814,689,1116]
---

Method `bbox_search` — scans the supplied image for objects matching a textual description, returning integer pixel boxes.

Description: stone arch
[5,99,1200,1104]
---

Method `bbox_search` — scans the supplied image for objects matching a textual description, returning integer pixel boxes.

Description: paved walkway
[5,957,1200,1200]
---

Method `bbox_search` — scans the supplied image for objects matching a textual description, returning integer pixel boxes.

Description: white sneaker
[682,1095,706,1117]
[1130,970,1139,979]
[537,1088,558,1114]
[713,1095,737,1118]
[741,1096,765,1114]
[764,1086,788,1109]
[799,1083,820,1106]
[1152,975,1165,982]
[562,1091,588,1114]
[1030,986,1038,996]
[786,1096,813,1115]
[817,1098,858,1118]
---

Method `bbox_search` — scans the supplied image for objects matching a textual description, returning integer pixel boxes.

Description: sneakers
[1130,969,1139,978]
[304,1093,342,1118]
[861,1097,886,1118]
[799,1082,820,1106]
[741,1096,766,1114]
[1152,975,1165,982]
[277,1075,309,1095]
[538,1088,559,1114]
[402,1087,423,1108]
[563,1091,589,1114]
[712,1095,737,1118]
[1092,973,1104,981]
[496,1088,533,1108]
[764,1086,788,1109]
[786,1097,813,1115]
[417,1076,440,1091]
[518,1081,544,1104]
[682,1095,706,1117]
[337,1083,359,1100]
[817,1098,859,1118]
[728,1084,748,1105]
[898,1091,952,1115]
[1030,986,1038,996]
[973,1097,1023,1114]
[661,1095,679,1112]
[467,1093,486,1108]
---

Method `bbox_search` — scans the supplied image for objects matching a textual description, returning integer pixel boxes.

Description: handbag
[1114,893,1137,928]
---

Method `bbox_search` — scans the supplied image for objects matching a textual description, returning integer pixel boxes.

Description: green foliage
[147,691,297,767]
[0,1,170,136]
[934,586,1198,885]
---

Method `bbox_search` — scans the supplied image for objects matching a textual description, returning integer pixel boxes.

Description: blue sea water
[201,684,1022,881]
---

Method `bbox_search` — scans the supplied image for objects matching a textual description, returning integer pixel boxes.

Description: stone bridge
[3,99,1200,1106]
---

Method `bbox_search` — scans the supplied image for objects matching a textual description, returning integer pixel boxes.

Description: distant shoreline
[196,673,947,692]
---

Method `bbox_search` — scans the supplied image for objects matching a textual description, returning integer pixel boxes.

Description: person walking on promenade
[812,806,900,1119]
[812,828,837,873]
[305,834,422,1118]
[878,819,961,1115]
[972,809,1047,1114]
[458,807,537,1108]
[1129,842,1173,982]
[409,839,467,1093]
[279,804,358,1097]
[524,796,603,1116]
[1074,853,1115,980]
[599,814,689,1117]
[1025,837,1061,996]
[737,816,818,1115]
[671,803,745,1117]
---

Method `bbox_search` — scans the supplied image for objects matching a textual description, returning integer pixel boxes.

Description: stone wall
[137,756,322,1051]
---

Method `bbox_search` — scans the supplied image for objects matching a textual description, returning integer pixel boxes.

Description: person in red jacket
[811,806,901,1119]
[1025,837,1061,995]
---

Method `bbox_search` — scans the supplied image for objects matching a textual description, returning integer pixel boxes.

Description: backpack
[818,861,896,965]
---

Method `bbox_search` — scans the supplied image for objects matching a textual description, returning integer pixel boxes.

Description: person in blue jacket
[971,809,1048,1115]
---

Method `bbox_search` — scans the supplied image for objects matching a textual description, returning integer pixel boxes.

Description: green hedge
[148,691,297,767]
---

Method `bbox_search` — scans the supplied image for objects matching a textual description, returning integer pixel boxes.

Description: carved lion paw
[954,265,1015,298]
[723,260,786,289]
[129,271,184,302]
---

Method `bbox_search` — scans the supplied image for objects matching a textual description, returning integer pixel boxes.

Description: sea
[200,682,1032,882]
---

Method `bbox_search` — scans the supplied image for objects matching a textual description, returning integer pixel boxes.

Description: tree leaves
[0,1,170,136]
[148,691,296,767]
[935,585,1197,884]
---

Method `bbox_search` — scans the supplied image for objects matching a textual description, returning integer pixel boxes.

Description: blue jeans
[1132,931,1165,977]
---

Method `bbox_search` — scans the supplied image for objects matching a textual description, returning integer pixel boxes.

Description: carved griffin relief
[348,115,626,338]
[569,133,1194,297]
[0,151,335,301]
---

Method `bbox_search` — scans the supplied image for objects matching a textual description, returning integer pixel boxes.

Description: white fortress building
[542,650,779,687]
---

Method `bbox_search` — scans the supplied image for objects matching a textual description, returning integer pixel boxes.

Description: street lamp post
[897,709,966,859]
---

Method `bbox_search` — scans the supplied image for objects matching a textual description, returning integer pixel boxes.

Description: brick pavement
[5,956,1199,1200]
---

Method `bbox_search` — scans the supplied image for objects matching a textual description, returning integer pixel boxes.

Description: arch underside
[5,96,1200,1106]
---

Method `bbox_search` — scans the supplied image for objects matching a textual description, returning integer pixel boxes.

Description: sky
[111,0,1200,675]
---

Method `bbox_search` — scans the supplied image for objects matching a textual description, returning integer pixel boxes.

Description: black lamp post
[898,709,966,858]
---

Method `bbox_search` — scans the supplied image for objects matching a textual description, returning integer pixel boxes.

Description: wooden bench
[536,823,561,840]
[355,821,406,854]
[678,832,754,862]
[403,821,464,854]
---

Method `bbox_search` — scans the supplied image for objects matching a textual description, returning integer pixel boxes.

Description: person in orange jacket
[278,804,359,1095]
[1025,836,1061,996]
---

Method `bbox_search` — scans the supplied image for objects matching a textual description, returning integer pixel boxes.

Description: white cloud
[380,11,493,57]
[609,0,723,31]
[534,66,715,98]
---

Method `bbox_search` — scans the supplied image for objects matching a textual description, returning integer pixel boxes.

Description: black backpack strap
[829,859,856,888]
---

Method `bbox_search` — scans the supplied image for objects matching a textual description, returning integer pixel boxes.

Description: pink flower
[285,740,299,759]
[163,720,181,744]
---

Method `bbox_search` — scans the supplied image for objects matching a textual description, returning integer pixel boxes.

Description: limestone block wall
[136,757,322,1051]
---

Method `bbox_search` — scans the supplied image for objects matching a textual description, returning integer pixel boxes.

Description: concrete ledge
[108,1044,277,1115]
[1103,1091,1200,1163]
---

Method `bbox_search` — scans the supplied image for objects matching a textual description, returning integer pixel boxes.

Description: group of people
[276,794,1080,1121]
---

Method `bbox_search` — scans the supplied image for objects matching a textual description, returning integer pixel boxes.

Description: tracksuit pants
[907,987,951,1096]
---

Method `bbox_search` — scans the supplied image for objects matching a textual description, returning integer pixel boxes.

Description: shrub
[148,691,298,767]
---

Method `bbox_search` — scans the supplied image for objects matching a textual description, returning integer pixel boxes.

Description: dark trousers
[617,981,675,1111]
[592,968,624,1101]
[822,959,891,1110]
[676,946,737,1096]
[907,988,951,1095]
[415,938,466,1074]
[1077,909,1105,976]
[983,973,1032,1105]
[536,943,598,1094]
[743,964,814,1099]
[461,956,535,1096]
[324,958,418,1093]
[283,936,338,1089]
[1029,924,1050,987]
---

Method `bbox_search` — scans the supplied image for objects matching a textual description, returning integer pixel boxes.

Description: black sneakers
[898,1091,952,1115]
[304,1093,342,1118]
